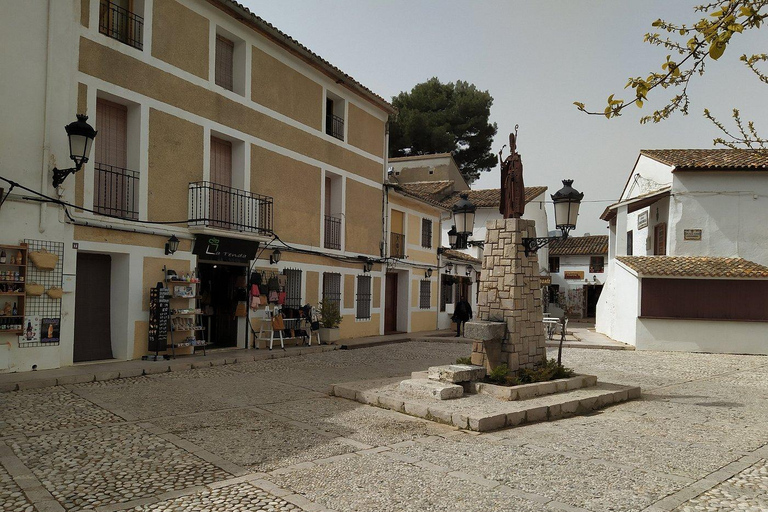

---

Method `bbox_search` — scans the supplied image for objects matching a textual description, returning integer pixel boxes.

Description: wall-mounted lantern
[52,114,98,188]
[269,249,282,265]
[164,235,180,255]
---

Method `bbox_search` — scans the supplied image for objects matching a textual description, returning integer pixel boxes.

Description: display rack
[0,243,27,336]
[21,240,64,347]
[164,266,208,355]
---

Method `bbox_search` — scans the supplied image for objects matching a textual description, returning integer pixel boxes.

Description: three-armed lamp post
[52,114,98,188]
[522,179,584,256]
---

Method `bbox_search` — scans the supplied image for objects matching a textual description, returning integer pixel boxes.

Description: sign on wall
[193,236,260,263]
[684,229,702,241]
[564,271,584,280]
[637,211,649,229]
[540,276,552,285]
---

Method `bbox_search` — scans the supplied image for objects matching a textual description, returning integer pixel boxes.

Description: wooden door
[210,137,232,227]
[654,223,667,255]
[95,98,129,216]
[384,273,398,333]
[74,253,113,362]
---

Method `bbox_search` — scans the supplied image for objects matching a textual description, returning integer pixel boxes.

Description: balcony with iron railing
[188,181,273,236]
[94,163,139,220]
[325,113,344,141]
[99,0,144,50]
[324,215,342,250]
[390,232,406,259]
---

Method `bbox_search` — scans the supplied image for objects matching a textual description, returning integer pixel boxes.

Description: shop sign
[564,271,584,280]
[193,236,259,263]
[637,211,649,229]
[540,275,552,285]
[684,229,702,241]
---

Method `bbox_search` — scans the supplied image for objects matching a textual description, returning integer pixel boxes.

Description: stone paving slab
[7,423,231,511]
[331,378,640,431]
[0,461,35,512]
[673,458,768,511]
[132,482,304,511]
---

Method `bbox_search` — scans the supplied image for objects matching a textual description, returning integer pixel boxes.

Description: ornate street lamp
[452,193,476,239]
[52,114,98,188]
[269,248,282,265]
[164,235,180,255]
[522,179,584,256]
[447,226,458,249]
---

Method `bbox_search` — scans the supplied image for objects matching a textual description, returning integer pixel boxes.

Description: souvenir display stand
[0,243,27,335]
[164,266,208,355]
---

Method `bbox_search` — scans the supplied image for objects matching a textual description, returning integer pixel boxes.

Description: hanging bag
[271,313,285,331]
[278,291,286,305]
[268,290,278,303]
[250,294,260,310]
[259,295,267,306]
[46,287,63,300]
[250,284,260,297]
[235,302,247,317]
[26,283,44,296]
[29,248,58,270]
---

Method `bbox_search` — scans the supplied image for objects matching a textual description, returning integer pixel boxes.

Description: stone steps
[330,378,640,432]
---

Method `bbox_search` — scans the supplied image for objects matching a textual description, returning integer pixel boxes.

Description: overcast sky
[244,0,768,235]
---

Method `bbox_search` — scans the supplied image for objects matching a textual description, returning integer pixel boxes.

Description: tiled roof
[641,149,768,170]
[398,181,454,199]
[388,183,450,209]
[549,235,609,256]
[389,153,453,162]
[440,186,548,209]
[441,249,482,264]
[617,256,768,278]
[216,1,395,114]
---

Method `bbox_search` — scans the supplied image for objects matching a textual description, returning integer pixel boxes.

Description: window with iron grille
[284,268,302,308]
[419,280,431,309]
[589,256,605,273]
[356,275,372,320]
[549,256,560,273]
[322,272,341,309]
[215,35,234,91]
[421,218,432,248]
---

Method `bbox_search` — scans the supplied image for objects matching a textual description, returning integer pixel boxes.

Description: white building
[596,149,768,354]
[547,235,608,319]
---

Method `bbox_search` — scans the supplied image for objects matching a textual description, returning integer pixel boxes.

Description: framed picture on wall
[41,318,60,343]
[637,211,649,229]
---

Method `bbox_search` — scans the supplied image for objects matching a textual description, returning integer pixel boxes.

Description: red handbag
[278,291,286,305]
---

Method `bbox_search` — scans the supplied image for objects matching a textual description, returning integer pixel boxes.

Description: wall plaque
[684,229,702,241]
[564,271,584,280]
[540,276,552,285]
[637,211,649,229]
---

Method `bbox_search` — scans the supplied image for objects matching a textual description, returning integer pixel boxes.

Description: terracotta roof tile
[440,249,482,264]
[641,149,768,170]
[389,182,451,209]
[216,0,395,114]
[549,236,609,256]
[440,186,548,209]
[617,256,768,278]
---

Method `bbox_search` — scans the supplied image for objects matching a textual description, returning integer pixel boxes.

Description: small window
[590,256,604,274]
[549,257,560,273]
[419,280,431,309]
[215,35,235,91]
[356,275,372,320]
[99,0,144,50]
[627,231,634,256]
[421,218,433,248]
[325,92,345,141]
[284,268,302,308]
[322,272,341,309]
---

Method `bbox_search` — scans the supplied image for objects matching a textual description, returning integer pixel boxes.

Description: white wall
[669,172,768,266]
[625,196,670,256]
[621,156,673,201]
[595,261,639,345]
[636,318,768,355]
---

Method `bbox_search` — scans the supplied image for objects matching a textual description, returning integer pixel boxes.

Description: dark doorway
[384,273,398,334]
[585,285,603,318]
[74,253,113,362]
[199,262,245,348]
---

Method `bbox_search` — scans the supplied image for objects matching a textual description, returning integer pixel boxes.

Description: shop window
[419,280,431,309]
[356,275,372,320]
[549,256,560,273]
[283,268,302,308]
[590,256,604,273]
[322,272,341,309]
[215,35,234,92]
[421,218,433,248]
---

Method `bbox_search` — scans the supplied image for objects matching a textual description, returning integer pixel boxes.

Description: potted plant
[318,298,343,344]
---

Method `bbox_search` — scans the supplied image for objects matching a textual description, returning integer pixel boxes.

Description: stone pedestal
[471,218,546,373]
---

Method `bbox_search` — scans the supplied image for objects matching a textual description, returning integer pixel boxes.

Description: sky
[244,0,768,236]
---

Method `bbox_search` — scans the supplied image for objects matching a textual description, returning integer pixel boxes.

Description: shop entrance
[198,262,246,348]
[585,284,603,318]
[74,253,113,362]
[384,273,398,334]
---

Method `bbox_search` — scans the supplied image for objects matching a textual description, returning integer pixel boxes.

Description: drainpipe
[39,0,55,233]
[381,120,390,258]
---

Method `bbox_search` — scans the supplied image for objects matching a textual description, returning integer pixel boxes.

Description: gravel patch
[7,423,231,511]
[133,482,303,511]
[0,387,122,436]
[151,408,356,472]
[675,458,768,511]
[270,452,550,512]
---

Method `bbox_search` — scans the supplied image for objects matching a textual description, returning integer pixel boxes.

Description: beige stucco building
[0,0,445,372]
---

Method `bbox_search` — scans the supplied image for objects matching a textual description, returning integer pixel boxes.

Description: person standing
[453,296,473,337]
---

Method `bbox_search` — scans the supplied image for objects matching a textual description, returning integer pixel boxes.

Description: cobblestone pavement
[1,342,767,511]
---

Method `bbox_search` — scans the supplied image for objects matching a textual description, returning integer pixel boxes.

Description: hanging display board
[148,283,171,352]
[193,235,259,263]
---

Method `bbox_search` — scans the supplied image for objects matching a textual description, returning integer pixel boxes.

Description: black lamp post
[447,226,458,249]
[451,194,478,250]
[522,179,584,256]
[165,235,180,255]
[52,114,98,188]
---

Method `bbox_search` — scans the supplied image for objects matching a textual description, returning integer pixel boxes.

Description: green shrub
[319,299,342,328]
[518,358,575,384]
[455,356,472,365]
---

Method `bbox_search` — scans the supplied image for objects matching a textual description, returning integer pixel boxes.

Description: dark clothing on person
[453,299,473,337]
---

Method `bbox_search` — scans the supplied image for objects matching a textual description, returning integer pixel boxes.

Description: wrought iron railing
[188,181,273,235]
[326,113,344,140]
[324,215,342,250]
[94,163,139,220]
[390,232,406,258]
[99,0,144,50]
